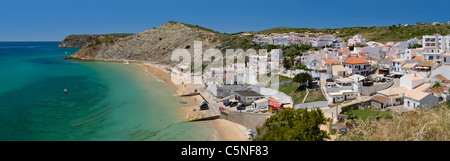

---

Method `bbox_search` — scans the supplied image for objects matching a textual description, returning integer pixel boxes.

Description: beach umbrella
[249,130,255,134]
[203,101,207,104]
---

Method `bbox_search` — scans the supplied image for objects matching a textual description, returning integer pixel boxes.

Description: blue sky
[1,0,449,41]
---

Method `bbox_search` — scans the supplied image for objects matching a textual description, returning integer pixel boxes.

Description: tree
[349,45,354,51]
[298,45,311,52]
[283,57,293,69]
[266,44,278,52]
[409,44,422,49]
[255,108,330,141]
[293,73,313,85]
[432,82,441,89]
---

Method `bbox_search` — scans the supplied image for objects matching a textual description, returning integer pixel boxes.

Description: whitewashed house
[401,48,422,60]
[392,58,406,74]
[348,35,366,46]
[401,63,416,74]
[422,47,443,63]
[400,73,426,90]
[342,58,371,76]
[423,34,450,52]
[443,53,450,65]
[324,78,358,103]
[332,65,347,77]
[404,90,439,110]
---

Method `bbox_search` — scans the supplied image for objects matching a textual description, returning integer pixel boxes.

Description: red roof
[343,58,369,64]
[323,59,341,64]
[412,56,423,60]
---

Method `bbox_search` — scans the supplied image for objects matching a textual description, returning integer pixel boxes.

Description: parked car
[392,74,403,78]
[237,104,246,111]
[222,99,229,105]
[224,100,232,106]
[230,101,238,107]
[375,77,381,82]
[200,103,209,110]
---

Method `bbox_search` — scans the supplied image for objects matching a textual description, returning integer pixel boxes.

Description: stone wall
[220,111,272,131]
[361,80,394,96]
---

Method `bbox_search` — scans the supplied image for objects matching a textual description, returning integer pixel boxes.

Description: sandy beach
[137,62,249,141]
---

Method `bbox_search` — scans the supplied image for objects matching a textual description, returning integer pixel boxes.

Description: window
[407,100,410,107]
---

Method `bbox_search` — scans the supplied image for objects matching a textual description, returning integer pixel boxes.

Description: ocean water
[0,42,216,141]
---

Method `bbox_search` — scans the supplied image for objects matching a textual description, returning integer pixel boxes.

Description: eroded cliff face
[58,35,100,48]
[58,34,134,48]
[65,21,224,65]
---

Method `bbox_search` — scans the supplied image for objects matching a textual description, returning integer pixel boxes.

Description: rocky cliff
[65,21,227,65]
[58,34,134,48]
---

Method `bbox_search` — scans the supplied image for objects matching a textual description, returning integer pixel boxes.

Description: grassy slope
[339,104,450,141]
[350,109,392,121]
[304,90,327,103]
[279,82,307,104]
[253,23,450,43]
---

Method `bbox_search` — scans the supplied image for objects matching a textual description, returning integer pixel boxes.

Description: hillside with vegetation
[253,23,450,43]
[65,21,450,66]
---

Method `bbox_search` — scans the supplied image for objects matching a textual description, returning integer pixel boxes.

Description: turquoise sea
[0,42,216,141]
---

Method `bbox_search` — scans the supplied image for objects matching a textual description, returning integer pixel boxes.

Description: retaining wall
[220,111,272,131]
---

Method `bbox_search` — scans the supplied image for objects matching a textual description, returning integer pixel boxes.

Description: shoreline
[136,62,249,141]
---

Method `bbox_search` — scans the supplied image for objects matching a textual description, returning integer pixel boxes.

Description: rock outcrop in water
[64,21,232,65]
[58,34,134,48]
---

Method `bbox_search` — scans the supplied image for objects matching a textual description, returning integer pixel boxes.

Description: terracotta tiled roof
[412,56,423,60]
[371,95,391,103]
[434,74,448,81]
[343,58,369,64]
[379,57,393,62]
[377,86,409,96]
[332,65,347,72]
[417,60,435,67]
[393,58,406,62]
[402,63,416,69]
[323,59,341,64]
[428,87,445,94]
[404,90,430,100]
[223,74,235,78]
[405,73,424,80]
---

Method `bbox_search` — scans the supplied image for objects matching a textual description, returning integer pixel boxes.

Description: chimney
[414,73,416,77]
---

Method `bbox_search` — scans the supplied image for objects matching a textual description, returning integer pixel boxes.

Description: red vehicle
[269,101,283,113]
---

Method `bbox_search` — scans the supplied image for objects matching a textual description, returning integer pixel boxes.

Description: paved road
[198,88,221,118]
